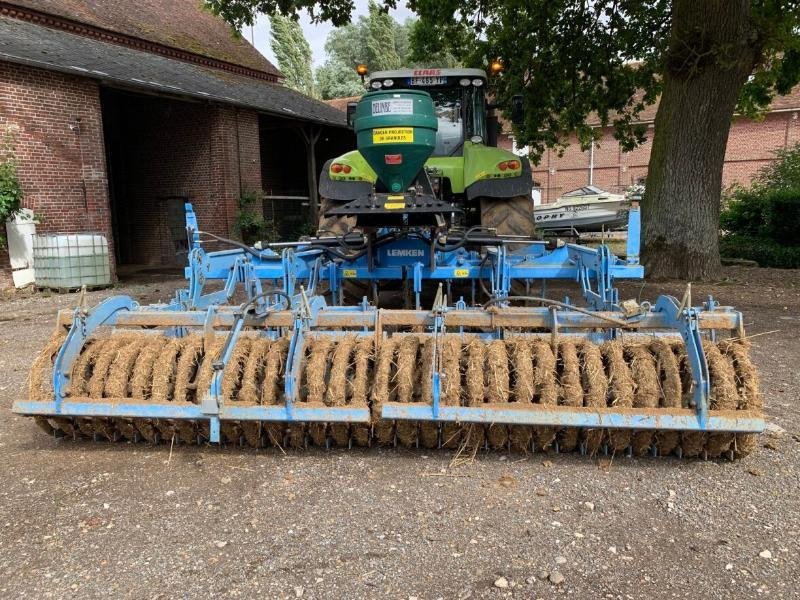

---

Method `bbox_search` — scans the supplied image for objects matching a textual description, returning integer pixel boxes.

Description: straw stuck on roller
[27,331,762,458]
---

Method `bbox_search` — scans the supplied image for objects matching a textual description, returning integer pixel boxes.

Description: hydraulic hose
[482,295,630,327]
[238,290,293,315]
[197,230,283,261]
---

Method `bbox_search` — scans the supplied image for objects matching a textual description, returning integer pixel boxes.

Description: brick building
[0,0,351,287]
[499,91,800,203]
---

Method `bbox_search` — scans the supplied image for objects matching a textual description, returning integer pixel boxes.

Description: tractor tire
[480,195,536,300]
[479,194,536,237]
[318,197,356,236]
[317,197,368,304]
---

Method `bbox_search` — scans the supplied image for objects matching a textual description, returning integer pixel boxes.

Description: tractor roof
[369,68,487,82]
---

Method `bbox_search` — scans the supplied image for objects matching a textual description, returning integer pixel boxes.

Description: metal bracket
[430,284,446,419]
[200,312,246,442]
[654,295,710,426]
[283,318,306,419]
[52,296,137,405]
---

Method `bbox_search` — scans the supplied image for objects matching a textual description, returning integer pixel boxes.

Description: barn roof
[0,15,347,127]
[323,96,360,111]
[2,0,280,77]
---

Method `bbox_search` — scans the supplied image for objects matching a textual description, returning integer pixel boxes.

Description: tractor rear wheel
[479,195,535,237]
[317,197,369,304]
[318,197,356,236]
[479,195,536,299]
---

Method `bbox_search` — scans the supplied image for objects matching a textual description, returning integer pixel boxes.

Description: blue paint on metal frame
[185,203,201,250]
[13,401,371,423]
[52,295,137,404]
[177,203,645,313]
[654,295,711,426]
[626,205,641,264]
[377,237,429,266]
[380,403,765,433]
[283,319,305,412]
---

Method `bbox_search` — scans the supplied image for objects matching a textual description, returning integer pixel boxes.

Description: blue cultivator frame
[14,203,764,444]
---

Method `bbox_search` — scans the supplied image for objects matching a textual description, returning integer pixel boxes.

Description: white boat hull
[534,199,630,232]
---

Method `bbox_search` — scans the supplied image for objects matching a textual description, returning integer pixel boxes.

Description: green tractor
[319,68,533,239]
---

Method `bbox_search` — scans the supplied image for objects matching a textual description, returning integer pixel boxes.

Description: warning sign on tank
[372,127,414,144]
[371,98,414,116]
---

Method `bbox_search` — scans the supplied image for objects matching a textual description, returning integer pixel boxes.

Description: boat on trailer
[534,185,630,232]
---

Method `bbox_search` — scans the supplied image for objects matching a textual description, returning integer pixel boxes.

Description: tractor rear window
[430,89,463,156]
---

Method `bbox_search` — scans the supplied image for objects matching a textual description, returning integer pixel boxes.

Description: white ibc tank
[33,233,112,290]
[5,209,37,288]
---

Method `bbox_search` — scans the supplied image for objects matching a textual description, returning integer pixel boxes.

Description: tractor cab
[324,65,532,231]
[363,68,489,156]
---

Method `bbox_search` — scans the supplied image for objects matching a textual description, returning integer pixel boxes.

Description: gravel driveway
[0,267,798,599]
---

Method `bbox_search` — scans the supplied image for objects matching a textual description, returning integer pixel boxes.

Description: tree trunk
[643,0,760,280]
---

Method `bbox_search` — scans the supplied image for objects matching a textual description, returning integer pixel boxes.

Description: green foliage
[719,146,800,268]
[719,235,800,269]
[750,143,800,191]
[364,1,401,70]
[0,132,23,248]
[315,60,364,99]
[313,1,413,99]
[406,1,670,160]
[721,187,800,245]
[205,0,374,28]
[408,1,800,163]
[407,18,466,68]
[236,189,277,245]
[270,14,316,97]
[208,1,800,164]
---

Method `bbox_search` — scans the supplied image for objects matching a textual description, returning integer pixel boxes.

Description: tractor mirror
[346,102,358,128]
[511,95,524,125]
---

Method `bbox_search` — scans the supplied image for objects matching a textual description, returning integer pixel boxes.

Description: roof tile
[0,15,346,127]
[4,0,279,76]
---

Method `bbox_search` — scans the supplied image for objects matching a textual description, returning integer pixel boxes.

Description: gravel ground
[0,267,798,599]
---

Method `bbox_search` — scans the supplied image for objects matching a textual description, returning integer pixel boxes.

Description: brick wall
[518,110,800,203]
[103,91,262,266]
[0,61,112,286]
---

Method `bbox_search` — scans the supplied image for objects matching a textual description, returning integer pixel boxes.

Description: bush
[719,234,800,269]
[720,186,800,244]
[235,190,277,246]
[752,143,800,191]
[719,145,800,268]
[0,131,23,247]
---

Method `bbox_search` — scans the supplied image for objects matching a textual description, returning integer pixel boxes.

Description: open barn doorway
[259,115,354,241]
[101,87,228,272]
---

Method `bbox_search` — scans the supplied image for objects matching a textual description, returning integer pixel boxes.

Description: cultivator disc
[27,327,762,459]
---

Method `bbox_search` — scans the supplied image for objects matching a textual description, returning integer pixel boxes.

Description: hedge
[719,234,800,269]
